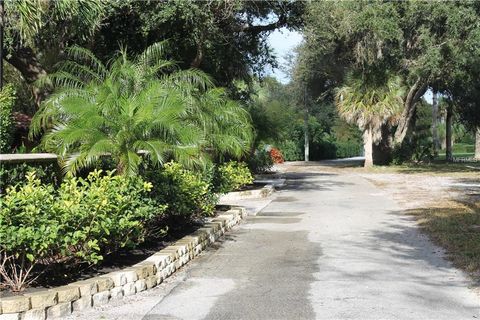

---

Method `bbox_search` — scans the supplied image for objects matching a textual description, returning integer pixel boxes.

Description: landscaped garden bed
[0,157,259,318]
[0,206,247,319]
[0,206,226,298]
[0,159,255,296]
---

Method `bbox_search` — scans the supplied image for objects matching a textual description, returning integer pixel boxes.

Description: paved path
[73,166,480,319]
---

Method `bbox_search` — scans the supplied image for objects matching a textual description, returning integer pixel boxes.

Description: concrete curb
[219,184,275,202]
[0,207,247,320]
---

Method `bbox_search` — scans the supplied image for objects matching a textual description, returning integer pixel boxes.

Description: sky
[266,28,303,84]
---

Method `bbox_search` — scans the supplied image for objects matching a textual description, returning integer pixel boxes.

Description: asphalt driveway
[71,165,480,319]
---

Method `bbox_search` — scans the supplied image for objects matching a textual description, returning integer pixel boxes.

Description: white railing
[0,153,58,164]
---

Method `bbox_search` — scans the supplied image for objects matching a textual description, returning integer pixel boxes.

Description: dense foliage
[0,85,16,153]
[247,77,363,162]
[90,0,304,87]
[3,0,106,108]
[0,162,59,193]
[0,156,256,291]
[142,162,218,222]
[294,0,480,164]
[2,0,303,113]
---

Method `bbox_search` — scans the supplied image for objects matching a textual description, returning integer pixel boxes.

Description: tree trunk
[364,126,373,167]
[304,110,309,162]
[191,33,205,68]
[372,123,393,165]
[445,104,453,162]
[394,79,427,146]
[4,45,48,107]
[475,128,480,160]
[431,91,440,156]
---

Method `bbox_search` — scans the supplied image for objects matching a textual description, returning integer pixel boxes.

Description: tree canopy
[294,0,480,163]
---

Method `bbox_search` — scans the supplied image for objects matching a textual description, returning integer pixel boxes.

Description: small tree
[31,42,252,175]
[335,74,404,167]
[194,87,253,161]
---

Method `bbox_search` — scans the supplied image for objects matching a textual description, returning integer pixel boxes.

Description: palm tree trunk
[364,126,373,167]
[372,124,393,165]
[445,104,453,162]
[475,127,480,160]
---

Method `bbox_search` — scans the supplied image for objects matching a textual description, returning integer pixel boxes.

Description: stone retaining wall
[0,207,247,320]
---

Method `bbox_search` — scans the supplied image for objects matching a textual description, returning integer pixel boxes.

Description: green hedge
[334,141,363,159]
[278,140,362,161]
[0,159,256,291]
[278,140,302,161]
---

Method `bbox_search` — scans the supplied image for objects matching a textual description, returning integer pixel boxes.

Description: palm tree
[31,42,251,175]
[193,87,253,161]
[335,73,404,167]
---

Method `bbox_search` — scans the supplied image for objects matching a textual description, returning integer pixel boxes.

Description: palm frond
[137,41,169,67]
[65,46,107,78]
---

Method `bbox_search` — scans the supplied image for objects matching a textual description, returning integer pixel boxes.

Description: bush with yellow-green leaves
[214,161,254,194]
[0,170,165,292]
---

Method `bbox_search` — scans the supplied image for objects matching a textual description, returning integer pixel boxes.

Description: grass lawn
[436,143,476,161]
[363,161,480,176]
[436,153,475,161]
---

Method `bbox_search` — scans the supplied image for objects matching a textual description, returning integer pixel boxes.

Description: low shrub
[0,170,163,291]
[142,162,218,222]
[392,133,434,164]
[214,161,254,194]
[247,149,274,173]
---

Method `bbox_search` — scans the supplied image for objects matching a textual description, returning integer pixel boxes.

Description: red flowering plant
[269,147,284,164]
